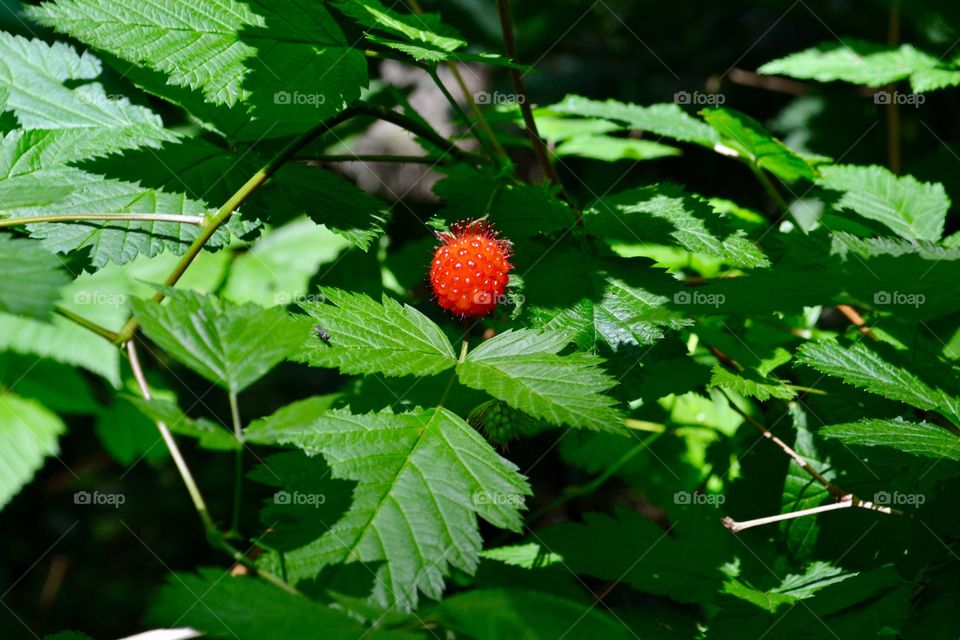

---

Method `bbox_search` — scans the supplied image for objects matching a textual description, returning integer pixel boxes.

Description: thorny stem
[229,390,243,536]
[717,388,903,531]
[494,0,575,211]
[0,213,206,228]
[127,340,301,595]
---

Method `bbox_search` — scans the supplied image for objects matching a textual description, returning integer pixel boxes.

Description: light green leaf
[0,392,66,509]
[296,287,457,378]
[818,164,948,242]
[334,0,465,52]
[549,95,720,145]
[245,400,530,609]
[585,184,769,268]
[725,561,856,613]
[797,341,960,425]
[456,328,625,433]
[759,40,960,92]
[0,235,70,319]
[0,130,248,268]
[555,135,681,162]
[480,542,562,569]
[222,218,350,307]
[0,33,170,145]
[132,290,306,394]
[27,0,367,138]
[702,108,815,181]
[820,418,960,461]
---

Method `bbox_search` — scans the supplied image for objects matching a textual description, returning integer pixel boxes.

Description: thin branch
[836,304,877,340]
[717,388,903,523]
[127,340,216,534]
[494,0,574,208]
[447,62,509,159]
[0,213,206,228]
[722,494,898,534]
[127,340,301,595]
[54,306,120,342]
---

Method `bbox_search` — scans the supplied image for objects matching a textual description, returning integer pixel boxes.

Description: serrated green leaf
[724,562,856,613]
[585,184,769,268]
[296,287,457,378]
[334,0,464,52]
[480,542,562,569]
[780,406,832,561]
[0,235,70,319]
[247,449,355,551]
[0,130,250,268]
[27,0,367,138]
[146,568,409,639]
[432,164,577,238]
[759,39,960,92]
[0,33,169,144]
[245,400,530,609]
[820,418,960,461]
[132,290,305,394]
[549,95,719,145]
[702,107,815,181]
[0,392,66,509]
[818,164,948,242]
[797,340,960,426]
[456,328,625,433]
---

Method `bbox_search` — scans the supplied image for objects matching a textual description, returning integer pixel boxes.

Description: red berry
[429,219,513,318]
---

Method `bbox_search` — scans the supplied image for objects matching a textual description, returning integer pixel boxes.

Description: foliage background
[1,0,959,638]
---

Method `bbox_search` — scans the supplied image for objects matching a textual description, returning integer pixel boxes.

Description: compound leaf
[245,399,530,609]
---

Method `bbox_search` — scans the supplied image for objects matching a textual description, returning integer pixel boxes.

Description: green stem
[54,306,119,342]
[447,62,509,160]
[114,106,364,344]
[128,340,302,594]
[0,213,206,228]
[229,390,243,536]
